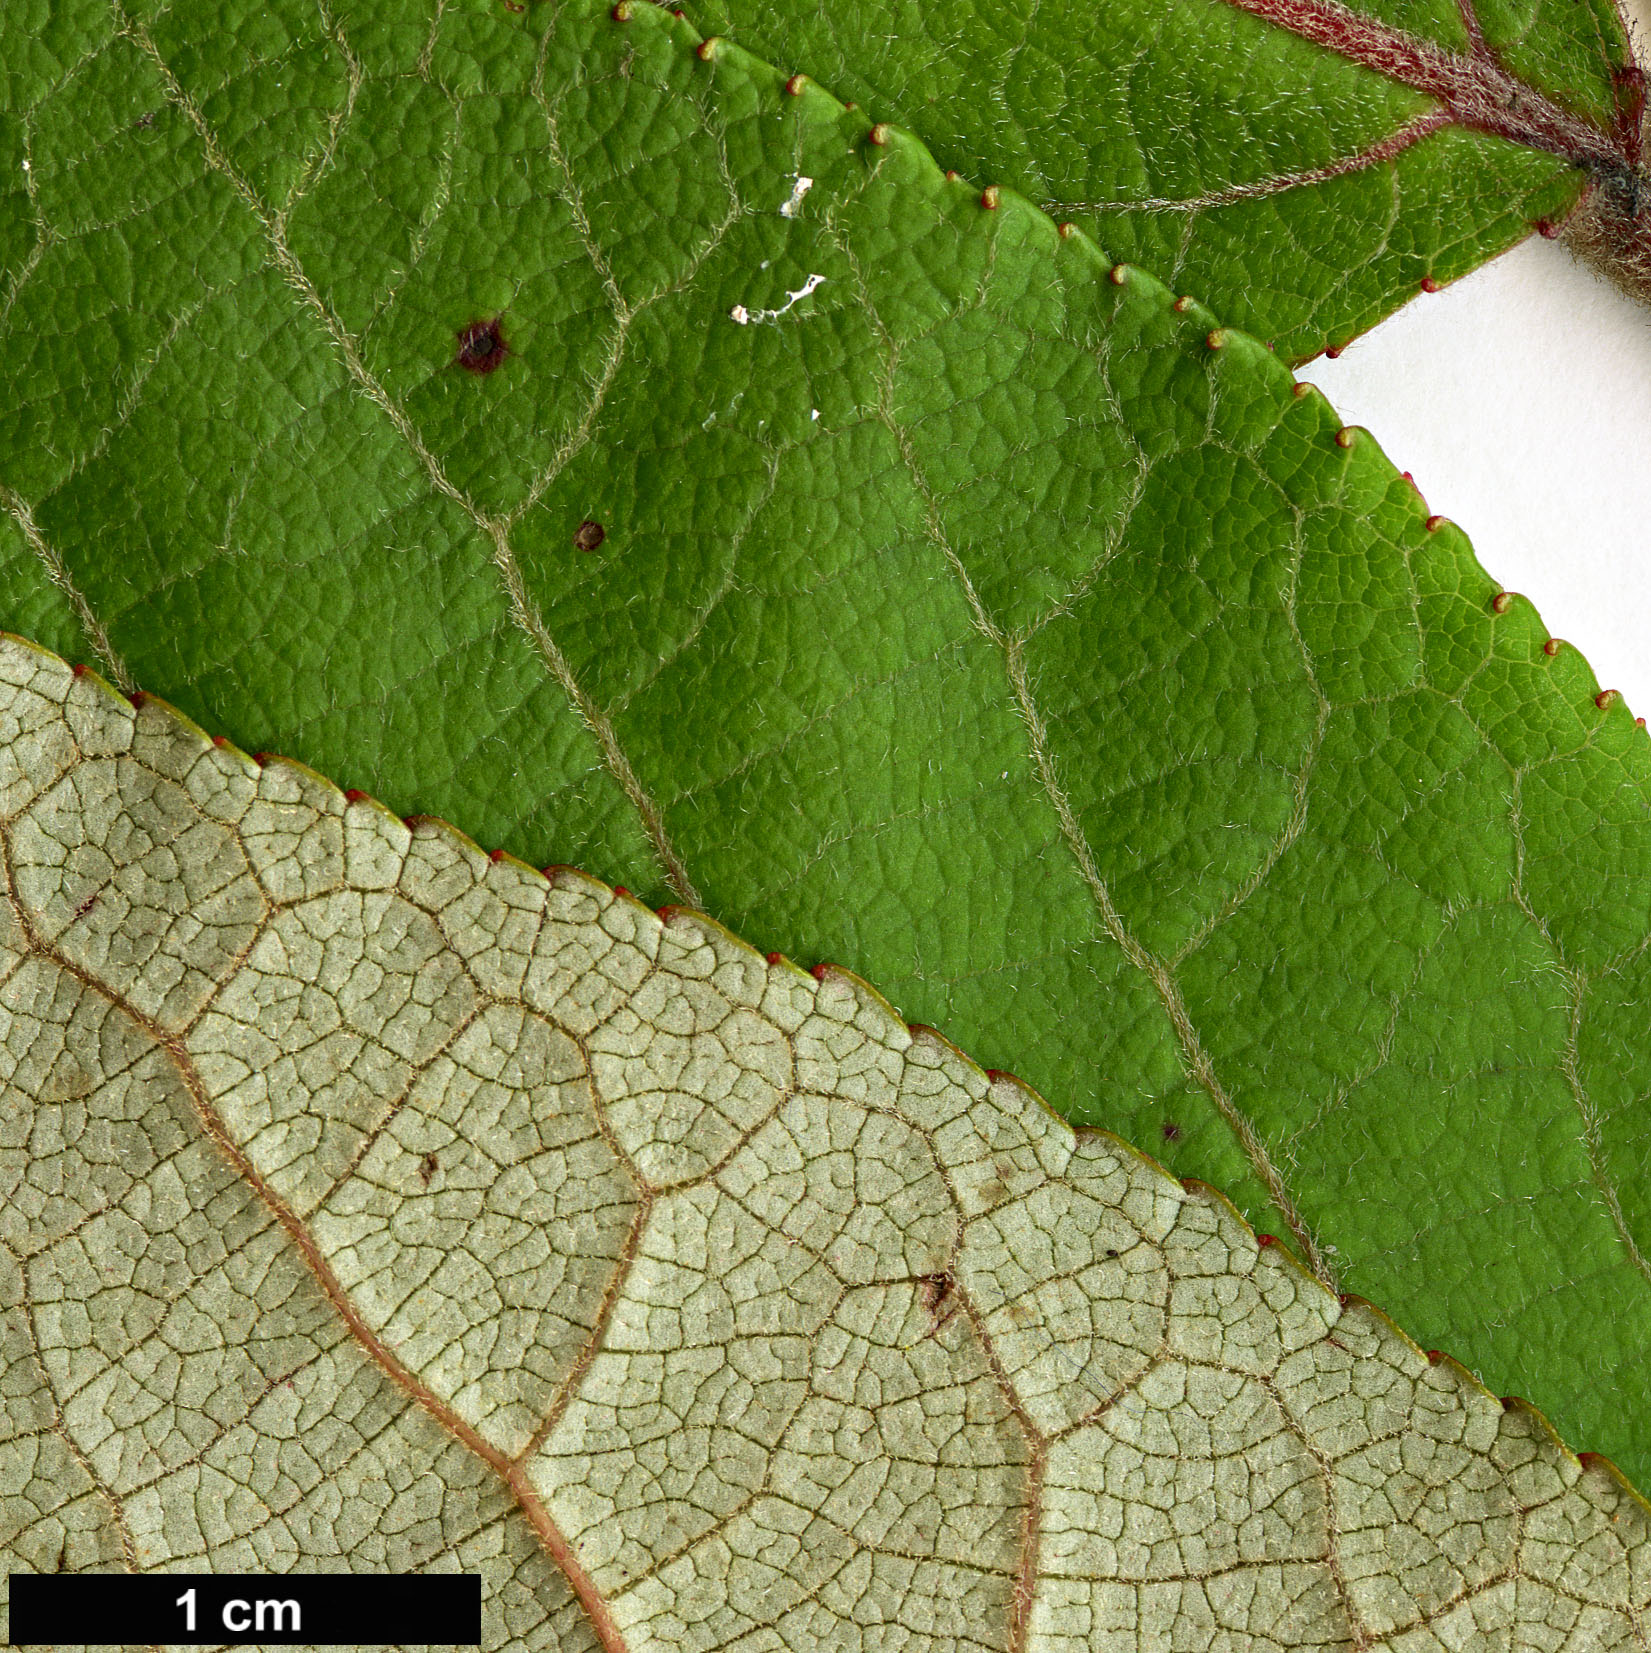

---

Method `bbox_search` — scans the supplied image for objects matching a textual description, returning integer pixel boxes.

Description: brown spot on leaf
[1160,1120,1182,1143]
[455,317,509,375]
[573,519,606,552]
[916,1272,959,1334]
[419,1153,438,1186]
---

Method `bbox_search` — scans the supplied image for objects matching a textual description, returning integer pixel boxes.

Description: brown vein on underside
[113,4,701,911]
[10,915,633,1653]
[1043,110,1450,215]
[1223,0,1633,171]
[0,485,134,693]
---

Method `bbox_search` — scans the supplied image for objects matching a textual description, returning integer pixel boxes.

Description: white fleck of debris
[20,159,29,172]
[1001,771,1008,780]
[729,274,827,328]
[761,259,770,270]
[810,409,820,421]
[779,175,814,218]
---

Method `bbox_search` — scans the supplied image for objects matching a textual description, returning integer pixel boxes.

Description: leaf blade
[2,0,1650,1485]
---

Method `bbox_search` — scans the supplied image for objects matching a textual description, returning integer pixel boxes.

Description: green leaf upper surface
[688,0,1632,359]
[3,0,1651,1483]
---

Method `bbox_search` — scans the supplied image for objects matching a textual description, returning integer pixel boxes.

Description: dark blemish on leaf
[1537,217,1561,237]
[573,519,606,552]
[1257,1234,1277,1248]
[612,886,631,898]
[1160,1120,1182,1143]
[1425,1349,1444,1363]
[1324,344,1344,358]
[419,1153,438,1186]
[455,317,509,375]
[128,691,146,709]
[344,789,369,803]
[503,0,525,11]
[134,110,156,130]
[1421,276,1440,292]
[73,892,99,921]
[55,1537,67,1572]
[917,1272,959,1333]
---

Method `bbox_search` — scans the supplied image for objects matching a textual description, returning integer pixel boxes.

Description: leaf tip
[696,36,720,61]
[1596,689,1618,708]
[1492,591,1514,614]
[980,186,1001,210]
[868,123,891,147]
[784,73,806,95]
[1544,638,1563,656]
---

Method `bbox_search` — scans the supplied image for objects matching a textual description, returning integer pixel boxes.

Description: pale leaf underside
[1,635,1646,1653]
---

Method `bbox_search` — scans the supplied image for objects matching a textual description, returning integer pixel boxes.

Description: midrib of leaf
[20,2,1335,1286]
[1222,0,1635,168]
